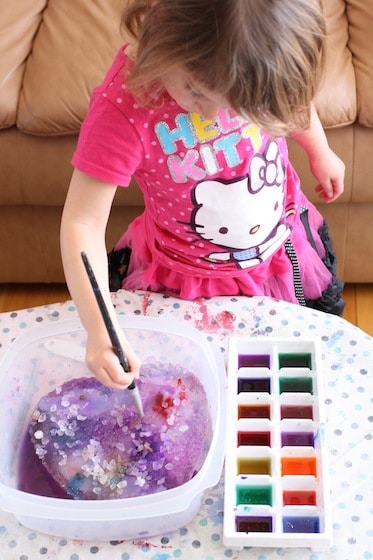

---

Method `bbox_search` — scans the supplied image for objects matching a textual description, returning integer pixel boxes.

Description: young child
[61,0,345,390]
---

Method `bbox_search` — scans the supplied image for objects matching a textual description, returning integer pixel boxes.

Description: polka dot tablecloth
[0,291,372,560]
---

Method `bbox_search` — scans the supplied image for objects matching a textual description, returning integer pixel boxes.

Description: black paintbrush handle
[81,251,134,387]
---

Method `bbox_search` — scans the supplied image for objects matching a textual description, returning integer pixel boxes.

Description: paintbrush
[81,251,144,423]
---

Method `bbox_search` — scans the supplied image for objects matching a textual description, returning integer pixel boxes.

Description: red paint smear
[176,378,187,400]
[152,392,174,418]
[152,379,187,418]
[194,301,236,332]
[142,292,151,315]
[133,540,172,549]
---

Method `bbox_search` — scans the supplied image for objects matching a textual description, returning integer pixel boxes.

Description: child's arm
[291,104,345,203]
[60,169,141,390]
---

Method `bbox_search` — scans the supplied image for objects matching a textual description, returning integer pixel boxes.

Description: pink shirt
[73,48,302,281]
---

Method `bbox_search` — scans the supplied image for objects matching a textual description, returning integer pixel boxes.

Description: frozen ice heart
[29,361,209,500]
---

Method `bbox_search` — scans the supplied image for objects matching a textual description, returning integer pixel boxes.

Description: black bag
[107,247,132,292]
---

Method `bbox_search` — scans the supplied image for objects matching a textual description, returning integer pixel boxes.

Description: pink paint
[194,301,236,332]
[142,292,151,315]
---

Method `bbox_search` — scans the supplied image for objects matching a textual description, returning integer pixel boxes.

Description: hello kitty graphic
[190,139,291,268]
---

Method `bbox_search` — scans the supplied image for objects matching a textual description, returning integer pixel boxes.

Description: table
[0,291,372,560]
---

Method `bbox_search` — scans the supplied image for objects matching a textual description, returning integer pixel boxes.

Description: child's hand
[309,147,345,203]
[85,331,141,391]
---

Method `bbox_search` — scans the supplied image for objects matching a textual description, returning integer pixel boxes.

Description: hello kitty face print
[190,139,291,268]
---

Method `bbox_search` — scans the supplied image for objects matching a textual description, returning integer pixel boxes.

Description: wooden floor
[0,283,372,336]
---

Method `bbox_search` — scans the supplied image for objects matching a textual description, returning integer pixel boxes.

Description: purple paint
[281,431,314,447]
[238,354,270,368]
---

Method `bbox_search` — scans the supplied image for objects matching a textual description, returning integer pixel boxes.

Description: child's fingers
[94,366,135,390]
[86,349,139,390]
[315,180,343,203]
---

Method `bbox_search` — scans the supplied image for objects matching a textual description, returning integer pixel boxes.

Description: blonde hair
[122,0,326,136]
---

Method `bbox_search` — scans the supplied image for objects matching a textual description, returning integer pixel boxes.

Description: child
[61,0,345,390]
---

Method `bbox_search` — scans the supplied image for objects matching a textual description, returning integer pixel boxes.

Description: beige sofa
[0,0,372,283]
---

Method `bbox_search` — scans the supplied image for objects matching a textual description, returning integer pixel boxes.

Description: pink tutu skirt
[115,197,337,308]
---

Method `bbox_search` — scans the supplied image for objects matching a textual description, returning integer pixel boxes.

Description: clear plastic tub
[0,316,226,540]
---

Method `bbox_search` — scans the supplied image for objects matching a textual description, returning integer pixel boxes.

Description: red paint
[238,354,270,368]
[194,302,236,332]
[152,379,187,418]
[133,540,172,549]
[142,292,151,315]
[152,393,174,418]
[216,310,236,330]
[237,431,271,446]
[176,378,187,401]
[283,490,317,506]
[281,405,314,419]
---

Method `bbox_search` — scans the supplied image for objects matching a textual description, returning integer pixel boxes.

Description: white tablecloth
[0,291,372,560]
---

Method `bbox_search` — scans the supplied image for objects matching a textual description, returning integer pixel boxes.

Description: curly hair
[121,0,326,136]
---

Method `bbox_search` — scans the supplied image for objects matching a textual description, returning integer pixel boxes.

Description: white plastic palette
[223,337,332,550]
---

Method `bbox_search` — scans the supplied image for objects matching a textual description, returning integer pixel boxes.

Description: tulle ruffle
[116,199,334,307]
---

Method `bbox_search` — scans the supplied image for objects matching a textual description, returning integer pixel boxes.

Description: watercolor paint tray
[223,337,332,550]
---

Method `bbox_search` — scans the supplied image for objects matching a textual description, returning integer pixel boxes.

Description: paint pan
[223,337,331,550]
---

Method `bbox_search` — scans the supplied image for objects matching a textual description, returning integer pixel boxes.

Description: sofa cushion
[17,0,123,136]
[14,0,362,136]
[0,0,46,130]
[347,0,373,126]
[314,0,356,128]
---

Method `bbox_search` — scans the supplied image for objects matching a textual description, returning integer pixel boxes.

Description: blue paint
[283,516,320,533]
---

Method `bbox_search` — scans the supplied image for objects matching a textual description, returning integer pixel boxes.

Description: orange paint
[281,456,317,476]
